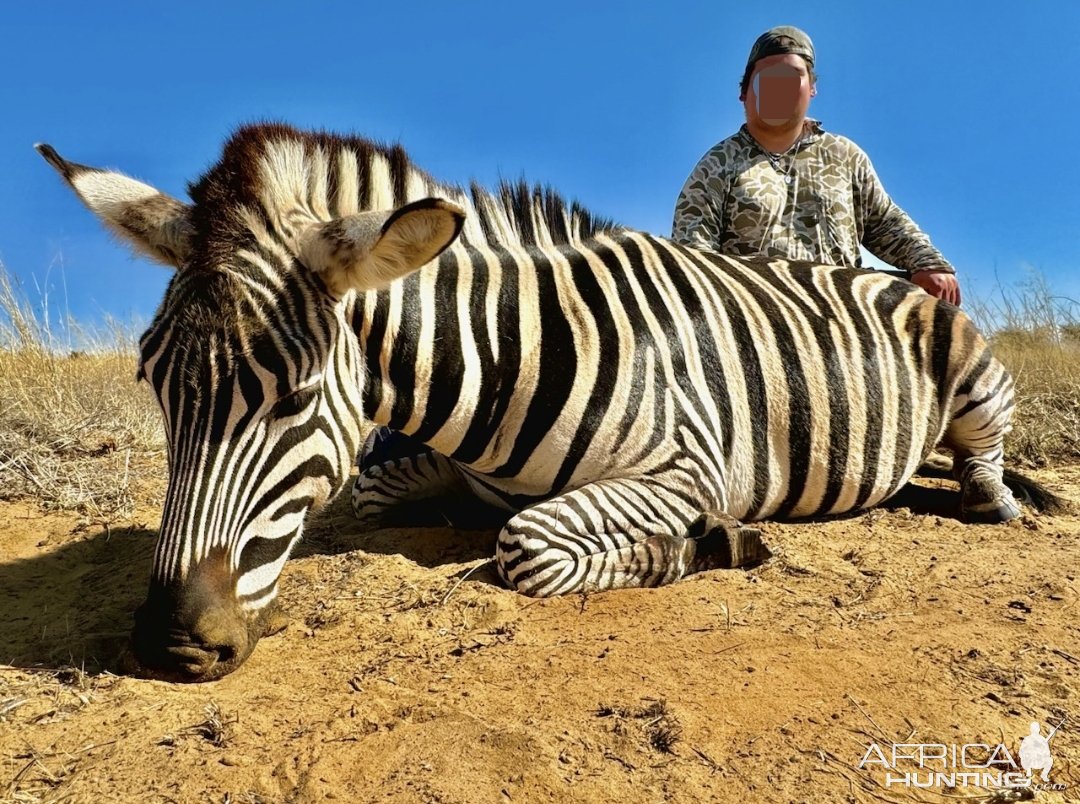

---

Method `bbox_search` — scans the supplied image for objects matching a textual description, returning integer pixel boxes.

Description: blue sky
[3,1,1078,331]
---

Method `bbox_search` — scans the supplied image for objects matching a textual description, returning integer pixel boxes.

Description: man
[672,26,962,305]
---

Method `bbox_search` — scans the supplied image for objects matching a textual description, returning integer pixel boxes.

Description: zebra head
[37,140,465,681]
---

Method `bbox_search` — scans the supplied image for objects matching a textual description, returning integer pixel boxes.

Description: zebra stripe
[348,220,1045,596]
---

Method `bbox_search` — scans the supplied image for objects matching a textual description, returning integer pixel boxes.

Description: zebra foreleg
[352,427,509,529]
[351,450,470,529]
[495,478,770,597]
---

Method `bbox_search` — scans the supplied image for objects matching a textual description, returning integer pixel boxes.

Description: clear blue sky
[3,1,1078,330]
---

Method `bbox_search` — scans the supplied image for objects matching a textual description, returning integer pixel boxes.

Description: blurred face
[743,54,815,130]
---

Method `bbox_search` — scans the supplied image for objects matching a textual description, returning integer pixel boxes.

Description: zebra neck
[353,242,550,464]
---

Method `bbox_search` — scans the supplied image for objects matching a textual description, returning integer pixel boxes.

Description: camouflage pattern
[746,26,815,69]
[671,120,956,276]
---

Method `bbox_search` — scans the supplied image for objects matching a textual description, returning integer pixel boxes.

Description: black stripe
[681,250,771,518]
[361,288,391,420]
[739,275,809,520]
[490,255,576,479]
[386,272,421,428]
[356,140,373,211]
[873,281,917,497]
[389,144,409,206]
[954,342,995,399]
[653,240,736,464]
[821,281,883,511]
[238,532,292,579]
[616,237,688,467]
[546,247,619,495]
[326,146,341,220]
[411,252,465,442]
[598,253,654,448]
[453,249,524,462]
[929,303,957,410]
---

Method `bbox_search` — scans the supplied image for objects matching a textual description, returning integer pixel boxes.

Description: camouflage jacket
[671,120,956,275]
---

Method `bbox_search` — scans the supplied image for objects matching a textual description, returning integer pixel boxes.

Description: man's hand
[911,270,962,306]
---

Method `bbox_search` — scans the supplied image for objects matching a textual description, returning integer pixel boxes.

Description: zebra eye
[272,387,318,419]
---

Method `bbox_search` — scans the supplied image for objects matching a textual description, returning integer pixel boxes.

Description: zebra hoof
[688,512,772,570]
[351,496,390,530]
[358,426,431,471]
[962,496,1022,524]
[960,472,1024,524]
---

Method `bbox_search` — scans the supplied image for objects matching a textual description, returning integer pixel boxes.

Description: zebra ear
[35,143,194,269]
[301,198,466,295]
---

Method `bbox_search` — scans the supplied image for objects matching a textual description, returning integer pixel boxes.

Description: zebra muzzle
[129,606,265,682]
[129,564,274,681]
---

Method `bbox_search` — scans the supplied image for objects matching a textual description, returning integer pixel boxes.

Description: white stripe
[369,152,393,210]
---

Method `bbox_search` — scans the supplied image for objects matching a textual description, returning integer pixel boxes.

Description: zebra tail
[1000,467,1073,514]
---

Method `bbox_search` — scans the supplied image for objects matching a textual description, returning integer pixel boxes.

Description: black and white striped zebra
[37,123,1060,681]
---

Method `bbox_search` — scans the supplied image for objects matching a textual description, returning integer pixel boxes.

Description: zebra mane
[186,122,621,255]
[477,178,621,248]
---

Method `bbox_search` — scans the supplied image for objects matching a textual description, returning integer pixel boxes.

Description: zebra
[37,123,1061,682]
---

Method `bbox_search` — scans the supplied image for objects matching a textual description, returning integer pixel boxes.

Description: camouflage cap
[746,26,815,69]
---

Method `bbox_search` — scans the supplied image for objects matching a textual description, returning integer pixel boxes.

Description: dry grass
[0,265,164,522]
[0,666,123,804]
[596,699,683,755]
[968,274,1080,466]
[0,666,117,728]
[0,261,1077,523]
[158,703,238,749]
[987,336,1080,466]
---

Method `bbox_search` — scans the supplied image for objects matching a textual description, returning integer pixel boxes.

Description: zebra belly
[712,371,943,523]
[718,448,932,522]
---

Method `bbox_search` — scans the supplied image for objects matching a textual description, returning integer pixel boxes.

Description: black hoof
[688,512,772,570]
[358,426,432,471]
[962,497,1022,524]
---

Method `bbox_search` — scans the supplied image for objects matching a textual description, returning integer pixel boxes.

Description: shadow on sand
[297,492,507,566]
[0,523,157,674]
[881,481,960,517]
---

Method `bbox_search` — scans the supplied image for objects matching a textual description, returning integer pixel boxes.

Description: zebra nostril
[131,603,255,680]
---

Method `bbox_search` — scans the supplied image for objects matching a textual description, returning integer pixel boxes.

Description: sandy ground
[2,466,1079,803]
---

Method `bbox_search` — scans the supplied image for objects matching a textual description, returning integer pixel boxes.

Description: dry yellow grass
[0,266,163,521]
[968,273,1080,467]
[988,335,1080,466]
[1,261,1077,521]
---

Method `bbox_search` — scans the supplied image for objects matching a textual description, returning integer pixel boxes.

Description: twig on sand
[846,693,891,743]
[1049,646,1079,665]
[691,745,722,773]
[603,751,636,771]
[440,560,493,606]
